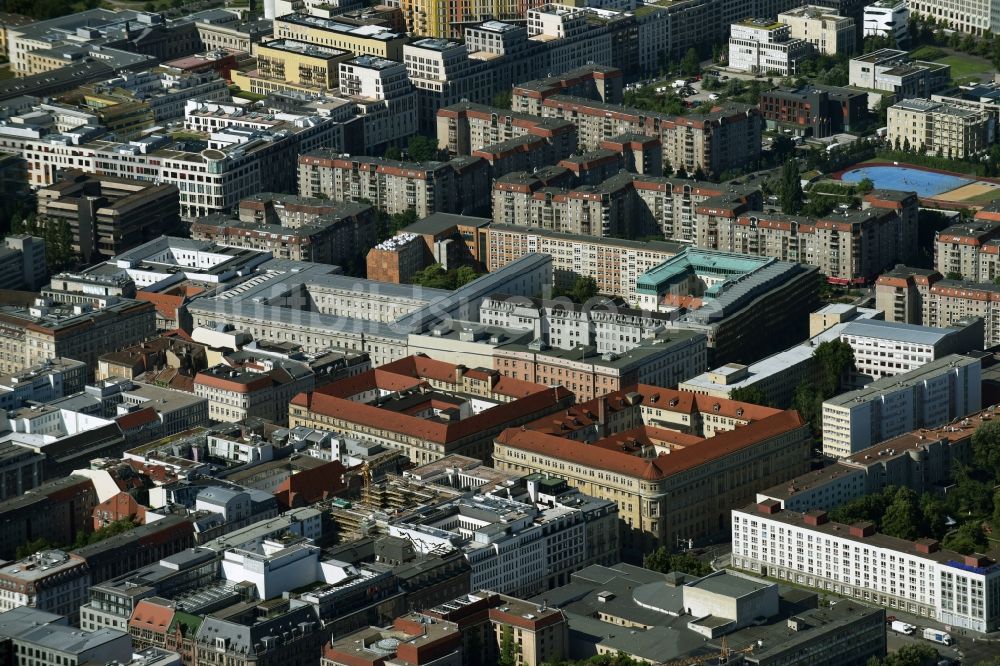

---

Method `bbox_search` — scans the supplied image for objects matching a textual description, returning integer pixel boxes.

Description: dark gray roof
[194,605,317,654]
[402,212,491,235]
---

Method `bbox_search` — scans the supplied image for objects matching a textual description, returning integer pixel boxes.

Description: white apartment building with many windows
[732,502,1000,633]
[908,0,995,35]
[863,0,909,41]
[728,19,813,76]
[338,55,417,150]
[837,318,982,383]
[0,105,346,219]
[822,354,981,458]
[386,492,617,597]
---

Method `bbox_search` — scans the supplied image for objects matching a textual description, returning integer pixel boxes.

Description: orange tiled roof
[116,407,159,431]
[497,409,805,481]
[129,600,175,631]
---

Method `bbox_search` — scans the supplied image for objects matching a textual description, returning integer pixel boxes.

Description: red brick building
[93,491,148,530]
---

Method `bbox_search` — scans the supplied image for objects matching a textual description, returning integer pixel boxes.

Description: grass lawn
[941,55,992,84]
[230,87,266,101]
[968,188,1000,204]
[861,155,982,176]
[910,46,992,84]
[170,131,207,141]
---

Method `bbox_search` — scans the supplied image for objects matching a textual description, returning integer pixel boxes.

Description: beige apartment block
[233,39,352,96]
[486,224,681,303]
[0,298,156,377]
[932,215,1000,282]
[491,170,761,243]
[272,13,406,59]
[297,152,489,218]
[731,196,917,284]
[876,262,1000,350]
[887,98,990,158]
[436,102,579,156]
[778,6,857,56]
[535,96,762,176]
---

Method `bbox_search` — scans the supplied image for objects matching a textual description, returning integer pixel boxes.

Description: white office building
[838,318,982,383]
[822,354,981,458]
[0,104,347,219]
[863,0,909,41]
[387,493,616,597]
[728,19,813,76]
[908,0,994,35]
[733,502,1000,633]
[221,538,321,600]
[339,55,417,150]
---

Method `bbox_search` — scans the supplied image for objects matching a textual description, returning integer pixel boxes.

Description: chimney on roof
[756,500,781,515]
[803,510,828,526]
[597,395,606,425]
[963,554,991,567]
[914,539,940,554]
[849,522,875,538]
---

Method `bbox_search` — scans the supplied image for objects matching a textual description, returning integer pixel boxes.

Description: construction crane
[660,635,758,666]
[360,461,374,504]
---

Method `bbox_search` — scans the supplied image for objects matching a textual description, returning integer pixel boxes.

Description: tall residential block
[822,354,981,458]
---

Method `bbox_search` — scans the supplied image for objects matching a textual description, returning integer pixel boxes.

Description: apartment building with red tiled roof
[493,385,811,555]
[289,355,574,464]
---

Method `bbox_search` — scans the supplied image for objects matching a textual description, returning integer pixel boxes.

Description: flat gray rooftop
[685,571,773,598]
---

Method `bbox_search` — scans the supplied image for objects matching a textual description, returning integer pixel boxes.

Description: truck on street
[891,620,916,635]
[922,628,953,645]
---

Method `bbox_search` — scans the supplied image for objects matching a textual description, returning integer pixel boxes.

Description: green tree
[950,463,994,517]
[945,271,963,280]
[497,625,518,666]
[492,91,512,109]
[867,643,941,666]
[388,209,418,236]
[920,493,947,539]
[453,265,479,287]
[55,217,73,268]
[9,212,24,235]
[770,135,795,164]
[15,537,54,559]
[829,487,893,527]
[410,264,481,290]
[856,177,874,193]
[778,159,803,214]
[791,381,824,433]
[692,165,707,181]
[72,517,137,549]
[881,487,921,540]
[406,135,439,162]
[643,546,713,576]
[813,339,856,396]
[971,419,1000,482]
[680,47,700,76]
[410,264,452,289]
[570,276,598,303]
[384,144,403,160]
[942,521,988,555]
[729,386,768,406]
